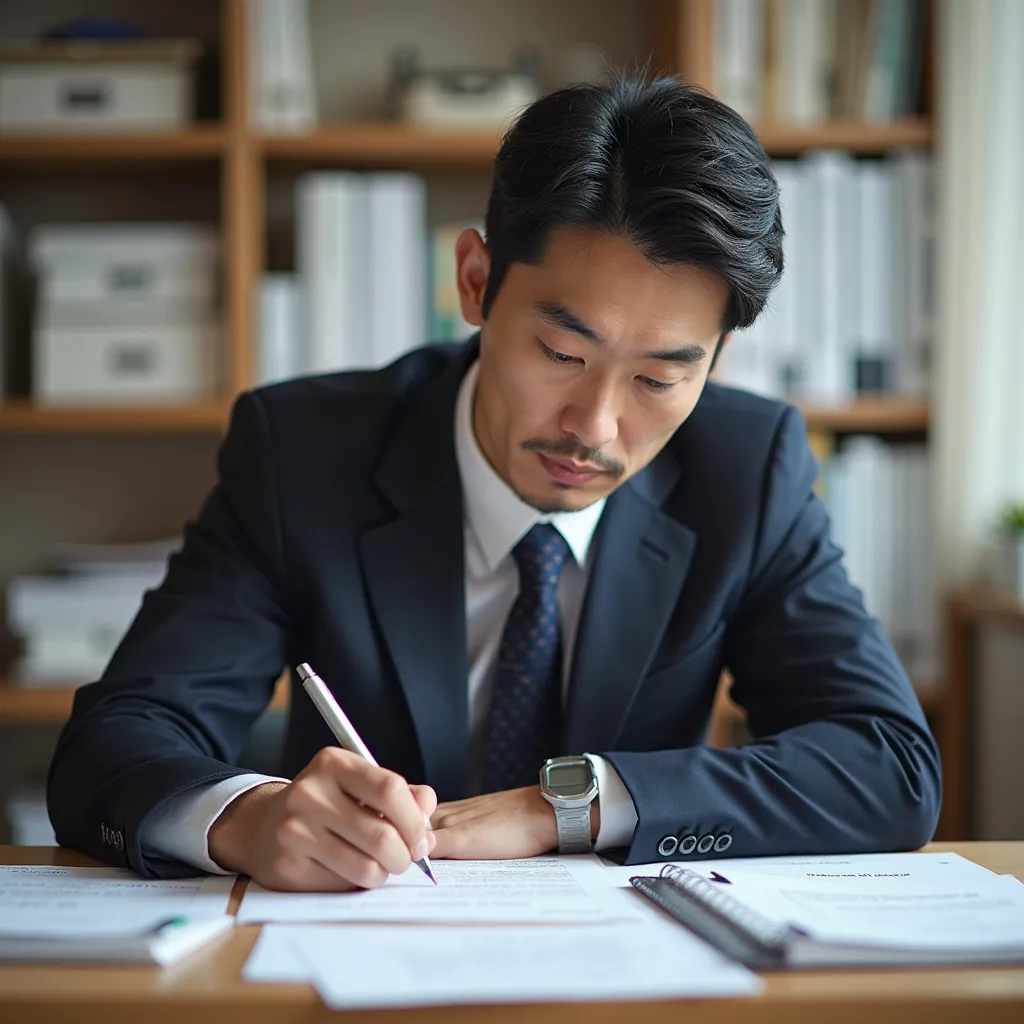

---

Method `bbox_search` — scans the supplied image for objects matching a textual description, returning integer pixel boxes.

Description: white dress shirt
[142,360,638,873]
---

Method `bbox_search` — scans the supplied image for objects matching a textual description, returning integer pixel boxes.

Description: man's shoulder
[671,381,797,464]
[245,341,467,439]
[255,341,464,409]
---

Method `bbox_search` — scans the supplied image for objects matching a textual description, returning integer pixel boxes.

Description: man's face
[457,225,729,513]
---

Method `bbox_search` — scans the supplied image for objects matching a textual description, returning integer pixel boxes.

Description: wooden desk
[1,844,1022,1024]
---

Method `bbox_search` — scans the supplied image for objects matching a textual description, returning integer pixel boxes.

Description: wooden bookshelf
[261,124,505,170]
[0,673,290,725]
[0,127,228,168]
[798,398,930,433]
[0,399,230,435]
[0,397,927,437]
[756,118,933,156]
[260,119,932,170]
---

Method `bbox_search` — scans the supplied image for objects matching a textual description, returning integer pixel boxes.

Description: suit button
[657,835,679,857]
[678,835,697,855]
[697,834,715,854]
[714,834,733,853]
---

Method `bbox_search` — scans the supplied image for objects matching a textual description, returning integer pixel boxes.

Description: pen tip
[422,862,438,885]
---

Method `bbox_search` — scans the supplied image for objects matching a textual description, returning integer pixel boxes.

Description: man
[47,75,941,888]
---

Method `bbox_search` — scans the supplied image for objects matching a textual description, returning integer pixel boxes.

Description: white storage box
[31,222,218,269]
[0,40,200,135]
[40,262,216,306]
[35,322,219,404]
[7,570,165,635]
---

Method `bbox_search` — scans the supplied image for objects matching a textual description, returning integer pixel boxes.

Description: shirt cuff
[584,753,638,851]
[141,774,289,875]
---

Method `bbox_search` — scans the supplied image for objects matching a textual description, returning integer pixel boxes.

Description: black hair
[482,72,784,336]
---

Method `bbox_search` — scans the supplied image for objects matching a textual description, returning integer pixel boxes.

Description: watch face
[545,760,592,795]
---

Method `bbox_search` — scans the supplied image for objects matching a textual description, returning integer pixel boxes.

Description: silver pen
[296,662,438,884]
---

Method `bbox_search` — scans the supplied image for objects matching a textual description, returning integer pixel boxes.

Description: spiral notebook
[630,864,1024,970]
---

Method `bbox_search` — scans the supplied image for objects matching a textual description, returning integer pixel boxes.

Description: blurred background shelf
[0,127,228,168]
[797,398,930,433]
[756,118,933,156]
[0,673,290,724]
[0,400,230,434]
[260,124,505,170]
[259,119,933,170]
[0,398,928,436]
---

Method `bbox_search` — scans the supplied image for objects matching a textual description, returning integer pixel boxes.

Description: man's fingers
[277,808,397,888]
[410,784,438,821]
[324,796,416,876]
[429,824,461,860]
[311,748,428,854]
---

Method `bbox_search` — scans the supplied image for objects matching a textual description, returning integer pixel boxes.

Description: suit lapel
[358,342,477,801]
[563,448,696,754]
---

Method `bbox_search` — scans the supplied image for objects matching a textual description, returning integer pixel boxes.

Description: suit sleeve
[603,405,942,864]
[46,391,292,878]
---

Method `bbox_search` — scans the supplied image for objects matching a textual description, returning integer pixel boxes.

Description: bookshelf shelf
[0,398,928,436]
[0,674,289,724]
[260,124,505,170]
[756,118,933,156]
[258,119,932,169]
[0,127,228,168]
[0,399,230,435]
[798,398,930,433]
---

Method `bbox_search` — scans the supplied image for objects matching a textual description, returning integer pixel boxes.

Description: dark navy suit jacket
[47,339,942,878]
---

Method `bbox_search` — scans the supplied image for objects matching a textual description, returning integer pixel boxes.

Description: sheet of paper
[237,855,639,924]
[720,871,1024,950]
[602,850,1003,888]
[0,866,235,927]
[277,921,762,1009]
[243,925,311,983]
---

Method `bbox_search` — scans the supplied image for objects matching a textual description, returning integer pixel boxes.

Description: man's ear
[454,228,490,328]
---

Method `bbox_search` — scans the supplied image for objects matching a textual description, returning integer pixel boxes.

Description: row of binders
[818,438,935,681]
[258,171,476,386]
[716,149,934,404]
[716,0,928,125]
[3,852,1022,1006]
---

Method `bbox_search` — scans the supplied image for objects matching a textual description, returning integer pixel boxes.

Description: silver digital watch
[539,756,599,854]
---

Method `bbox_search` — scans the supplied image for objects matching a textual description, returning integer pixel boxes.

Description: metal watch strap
[555,804,593,854]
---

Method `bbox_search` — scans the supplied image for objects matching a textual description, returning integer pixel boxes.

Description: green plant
[1001,502,1024,534]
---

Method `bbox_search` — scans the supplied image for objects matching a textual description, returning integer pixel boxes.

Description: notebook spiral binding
[659,864,791,948]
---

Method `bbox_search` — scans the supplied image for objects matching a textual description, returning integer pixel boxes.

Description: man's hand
[207,748,437,891]
[430,786,600,859]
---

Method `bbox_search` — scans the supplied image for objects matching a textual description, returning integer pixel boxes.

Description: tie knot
[511,523,571,586]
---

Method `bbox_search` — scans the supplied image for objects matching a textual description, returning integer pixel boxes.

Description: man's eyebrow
[535,301,605,344]
[646,343,709,365]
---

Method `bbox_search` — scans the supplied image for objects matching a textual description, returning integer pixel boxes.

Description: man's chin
[514,480,609,515]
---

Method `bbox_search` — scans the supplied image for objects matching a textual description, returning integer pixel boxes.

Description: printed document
[603,851,1003,888]
[0,866,234,923]
[723,871,1024,951]
[237,855,638,924]
[264,921,763,1008]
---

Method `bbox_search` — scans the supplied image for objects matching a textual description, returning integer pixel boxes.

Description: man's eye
[540,342,576,364]
[641,377,675,391]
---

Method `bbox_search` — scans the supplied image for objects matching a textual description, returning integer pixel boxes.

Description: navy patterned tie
[481,523,571,793]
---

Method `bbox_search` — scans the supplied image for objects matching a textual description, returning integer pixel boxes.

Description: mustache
[522,437,625,478]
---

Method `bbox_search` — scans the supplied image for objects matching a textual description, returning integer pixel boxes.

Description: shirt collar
[454,360,606,573]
